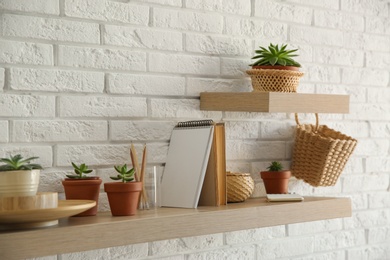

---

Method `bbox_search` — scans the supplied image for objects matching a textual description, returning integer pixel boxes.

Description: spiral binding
[176,119,214,128]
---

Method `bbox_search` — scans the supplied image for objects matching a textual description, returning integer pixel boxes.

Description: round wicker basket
[246,69,304,93]
[226,172,255,203]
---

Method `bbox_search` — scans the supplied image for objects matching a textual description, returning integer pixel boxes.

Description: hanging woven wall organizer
[291,113,358,187]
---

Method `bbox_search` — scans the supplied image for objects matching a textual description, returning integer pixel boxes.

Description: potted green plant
[247,43,304,92]
[0,154,42,197]
[104,164,142,216]
[62,162,102,216]
[250,43,301,70]
[260,161,291,194]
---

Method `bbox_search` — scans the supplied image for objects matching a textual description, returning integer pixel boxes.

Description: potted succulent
[104,164,142,216]
[62,162,102,216]
[260,161,291,194]
[247,43,304,92]
[0,154,42,197]
[250,43,301,70]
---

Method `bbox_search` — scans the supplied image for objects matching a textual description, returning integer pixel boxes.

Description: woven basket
[291,114,358,187]
[226,172,254,202]
[246,69,304,92]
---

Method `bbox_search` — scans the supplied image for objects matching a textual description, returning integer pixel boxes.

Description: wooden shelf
[200,92,349,113]
[0,197,351,260]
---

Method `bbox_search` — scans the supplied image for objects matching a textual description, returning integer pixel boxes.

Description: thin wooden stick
[130,146,136,180]
[130,143,141,182]
[140,144,147,183]
[139,144,149,209]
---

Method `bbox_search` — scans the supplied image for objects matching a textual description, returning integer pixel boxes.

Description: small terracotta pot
[62,177,102,216]
[260,170,291,194]
[252,65,300,71]
[104,182,142,216]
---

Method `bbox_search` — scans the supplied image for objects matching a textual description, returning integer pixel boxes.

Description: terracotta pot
[0,170,40,197]
[260,170,291,194]
[62,177,102,216]
[252,65,300,71]
[104,182,142,216]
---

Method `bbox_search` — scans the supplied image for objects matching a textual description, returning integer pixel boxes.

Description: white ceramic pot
[0,170,40,197]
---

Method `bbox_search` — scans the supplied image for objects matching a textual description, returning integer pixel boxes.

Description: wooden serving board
[0,192,58,211]
[0,200,96,229]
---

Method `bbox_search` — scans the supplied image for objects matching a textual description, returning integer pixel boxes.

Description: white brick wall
[0,40,53,65]
[103,25,183,51]
[1,0,389,259]
[2,14,100,44]
[9,68,105,93]
[0,0,59,14]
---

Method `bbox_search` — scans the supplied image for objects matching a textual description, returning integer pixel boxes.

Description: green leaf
[19,156,39,165]
[251,55,264,59]
[279,59,287,66]
[71,162,79,170]
[260,47,269,53]
[269,57,278,65]
[124,177,134,182]
[114,165,122,174]
[269,46,277,56]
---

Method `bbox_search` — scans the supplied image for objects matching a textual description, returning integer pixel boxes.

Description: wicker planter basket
[246,69,304,92]
[226,172,254,203]
[291,114,358,187]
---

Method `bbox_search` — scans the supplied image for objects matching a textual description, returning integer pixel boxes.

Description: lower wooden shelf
[0,196,351,260]
[200,92,350,113]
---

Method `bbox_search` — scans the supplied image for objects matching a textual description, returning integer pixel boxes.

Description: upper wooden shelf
[0,196,351,260]
[200,92,349,113]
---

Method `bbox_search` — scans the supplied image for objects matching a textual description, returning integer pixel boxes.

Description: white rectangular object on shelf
[160,121,214,208]
[267,194,304,202]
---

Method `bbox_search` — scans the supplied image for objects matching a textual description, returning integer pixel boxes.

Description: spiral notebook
[160,120,215,208]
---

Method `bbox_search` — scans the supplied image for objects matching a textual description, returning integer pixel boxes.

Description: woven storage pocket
[246,69,304,92]
[291,114,358,187]
[227,172,254,202]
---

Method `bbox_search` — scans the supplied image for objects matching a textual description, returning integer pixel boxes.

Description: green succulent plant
[0,154,42,171]
[250,43,301,67]
[266,161,284,172]
[111,164,135,183]
[66,162,93,179]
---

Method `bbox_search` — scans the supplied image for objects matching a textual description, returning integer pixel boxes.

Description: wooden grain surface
[0,192,58,211]
[200,92,349,113]
[0,197,351,260]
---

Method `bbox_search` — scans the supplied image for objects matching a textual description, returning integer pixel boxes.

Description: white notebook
[160,120,214,208]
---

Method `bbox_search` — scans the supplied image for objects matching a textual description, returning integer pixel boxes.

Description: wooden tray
[0,200,96,229]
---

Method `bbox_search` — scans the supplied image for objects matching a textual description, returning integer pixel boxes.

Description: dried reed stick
[139,144,149,209]
[130,143,141,182]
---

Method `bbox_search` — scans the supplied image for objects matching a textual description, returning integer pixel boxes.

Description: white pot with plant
[0,154,42,197]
